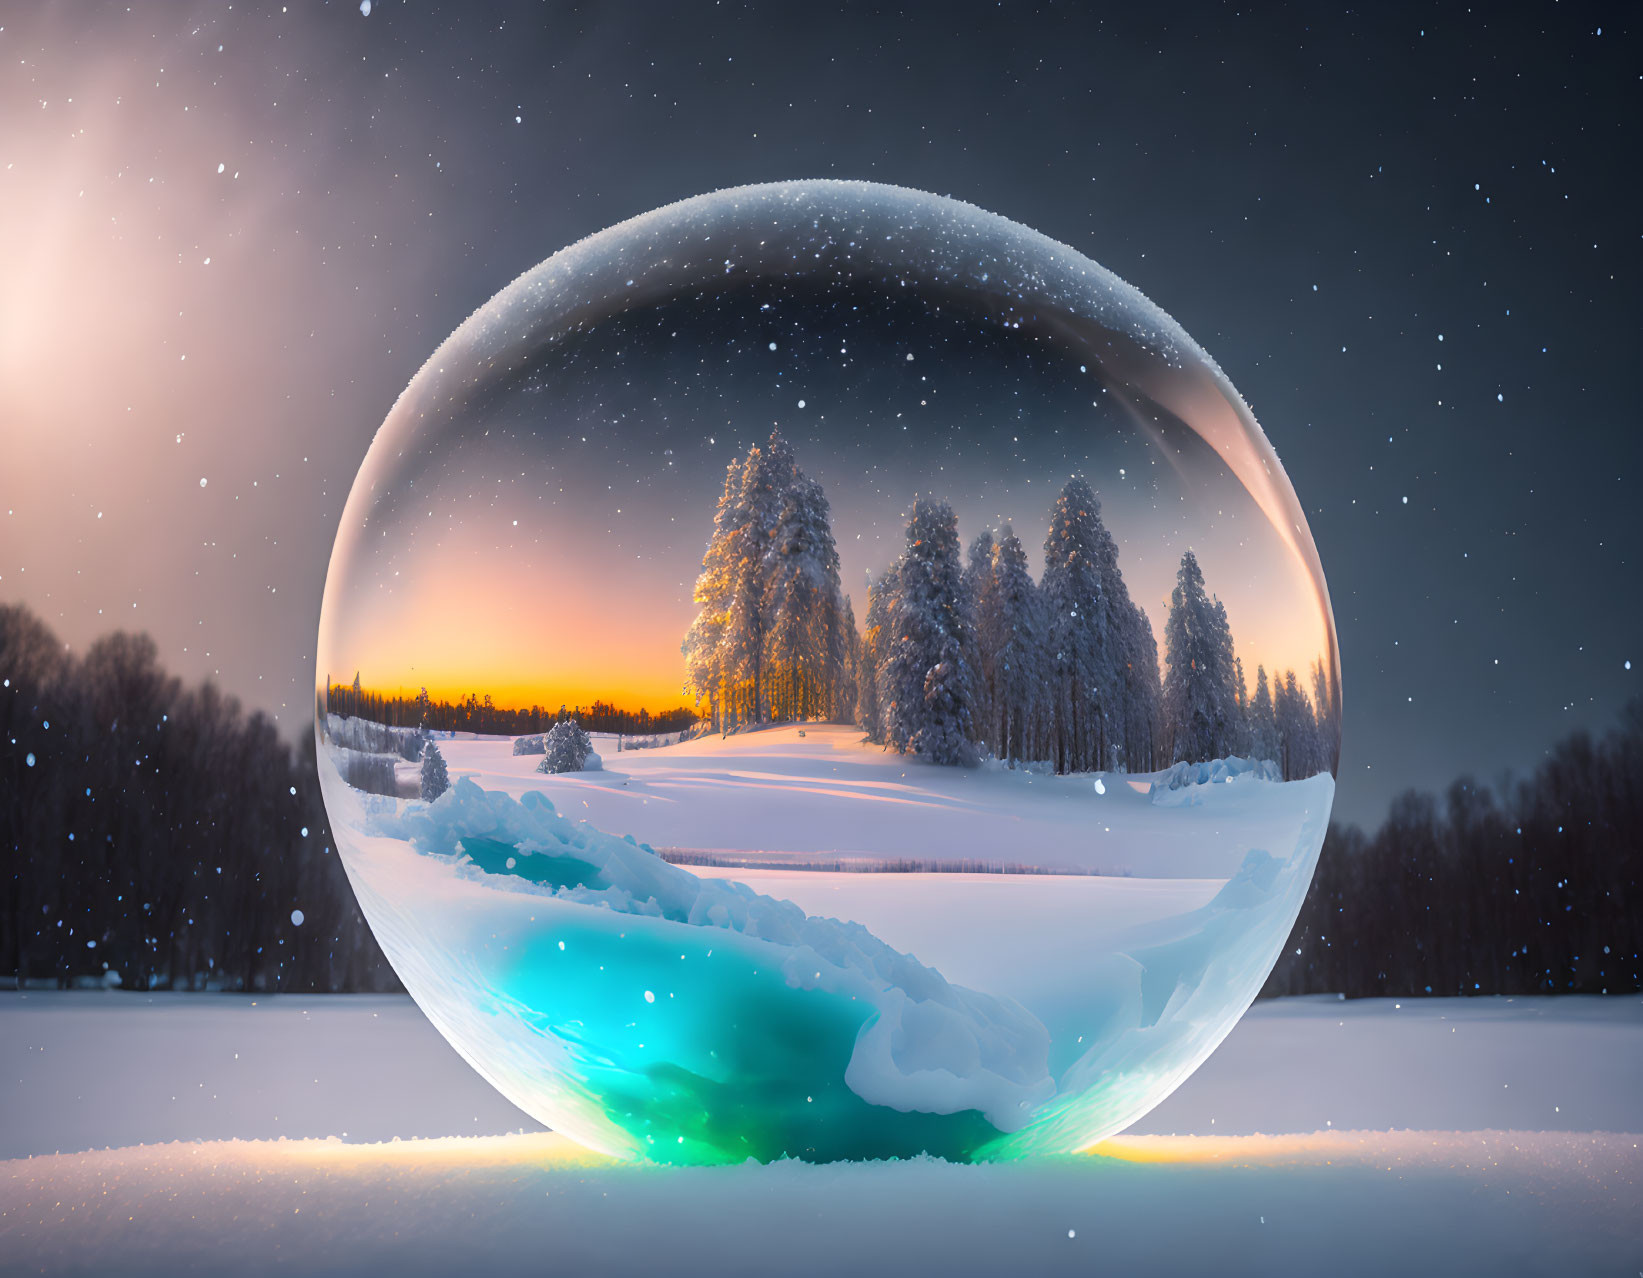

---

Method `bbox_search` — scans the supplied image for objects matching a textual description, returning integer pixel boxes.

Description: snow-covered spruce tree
[975,526,1043,764]
[1248,664,1279,764]
[883,498,977,766]
[721,433,794,725]
[964,531,997,750]
[1273,672,1295,777]
[964,531,995,603]
[1300,670,1325,776]
[856,569,892,743]
[537,718,593,774]
[419,739,450,802]
[959,528,992,745]
[1231,656,1251,756]
[828,593,860,724]
[682,457,746,732]
[1275,671,1300,779]
[684,428,852,731]
[1275,669,1325,781]
[763,471,843,722]
[1312,658,1341,775]
[1095,532,1162,776]
[1161,550,1241,764]
[1118,597,1162,772]
[1041,477,1121,773]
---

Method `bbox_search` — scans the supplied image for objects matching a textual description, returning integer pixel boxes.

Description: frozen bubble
[315,181,1339,1167]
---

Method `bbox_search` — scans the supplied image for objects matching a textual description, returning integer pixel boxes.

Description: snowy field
[424,723,1306,1033]
[434,723,1305,878]
[319,724,1332,1161]
[2,992,1639,1275]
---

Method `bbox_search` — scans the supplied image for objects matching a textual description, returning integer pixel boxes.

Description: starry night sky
[2,2,1635,826]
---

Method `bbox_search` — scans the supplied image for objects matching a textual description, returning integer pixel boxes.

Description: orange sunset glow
[320,479,1332,720]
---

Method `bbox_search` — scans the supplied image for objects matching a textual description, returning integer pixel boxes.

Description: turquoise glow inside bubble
[316,180,1340,1163]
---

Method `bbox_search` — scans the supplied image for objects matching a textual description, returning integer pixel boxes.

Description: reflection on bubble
[316,181,1340,1163]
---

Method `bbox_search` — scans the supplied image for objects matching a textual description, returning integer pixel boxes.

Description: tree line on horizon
[0,598,1635,996]
[324,677,700,739]
[1264,699,1642,998]
[2,603,396,993]
[685,429,1340,778]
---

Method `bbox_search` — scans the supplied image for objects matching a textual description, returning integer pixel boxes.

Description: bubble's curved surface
[316,180,1340,1163]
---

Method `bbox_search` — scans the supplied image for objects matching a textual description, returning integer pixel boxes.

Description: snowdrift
[1150,755,1282,804]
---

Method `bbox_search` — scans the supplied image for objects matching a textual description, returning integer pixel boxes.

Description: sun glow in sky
[324,450,1332,718]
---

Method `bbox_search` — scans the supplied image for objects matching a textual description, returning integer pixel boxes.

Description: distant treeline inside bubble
[323,682,703,738]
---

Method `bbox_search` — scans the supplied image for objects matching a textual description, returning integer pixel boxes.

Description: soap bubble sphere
[316,181,1339,1163]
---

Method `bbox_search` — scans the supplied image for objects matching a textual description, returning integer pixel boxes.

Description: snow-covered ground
[435,723,1303,878]
[1,993,1639,1275]
[318,725,1332,1161]
[3,992,1639,1157]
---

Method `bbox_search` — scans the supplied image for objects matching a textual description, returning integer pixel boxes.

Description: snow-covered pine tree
[682,458,746,732]
[1041,477,1120,773]
[1093,528,1161,774]
[419,739,450,802]
[964,531,995,595]
[1275,671,1298,778]
[829,593,860,724]
[1118,598,1162,772]
[538,718,594,774]
[763,471,842,722]
[856,570,892,743]
[684,429,852,732]
[1312,658,1340,774]
[883,498,977,765]
[1249,664,1279,764]
[1231,655,1250,756]
[1273,672,1295,776]
[982,526,1045,765]
[1209,594,1235,745]
[1275,669,1324,780]
[715,437,784,726]
[964,531,997,754]
[1161,550,1241,764]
